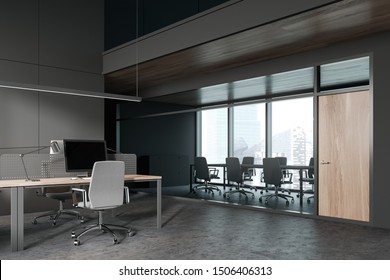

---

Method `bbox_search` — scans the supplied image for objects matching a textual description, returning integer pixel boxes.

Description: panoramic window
[200,108,228,164]
[232,103,266,164]
[270,97,314,188]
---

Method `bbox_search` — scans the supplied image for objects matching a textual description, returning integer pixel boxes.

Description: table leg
[189,164,193,192]
[223,166,226,189]
[299,169,303,206]
[11,187,24,251]
[156,179,162,228]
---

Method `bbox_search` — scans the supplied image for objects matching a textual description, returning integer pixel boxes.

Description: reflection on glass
[199,83,229,104]
[321,56,369,89]
[232,76,266,99]
[270,67,314,94]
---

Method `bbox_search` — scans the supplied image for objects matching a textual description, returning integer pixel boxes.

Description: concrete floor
[1,192,390,260]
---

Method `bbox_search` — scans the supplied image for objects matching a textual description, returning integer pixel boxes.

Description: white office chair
[71,161,135,246]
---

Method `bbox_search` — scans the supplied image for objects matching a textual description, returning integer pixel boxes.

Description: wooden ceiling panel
[105,0,390,107]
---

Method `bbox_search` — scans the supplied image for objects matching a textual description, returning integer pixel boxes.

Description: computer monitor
[63,139,107,173]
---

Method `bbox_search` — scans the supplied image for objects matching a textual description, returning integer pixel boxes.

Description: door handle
[320,161,330,165]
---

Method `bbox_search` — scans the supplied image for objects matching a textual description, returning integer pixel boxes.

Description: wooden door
[318,90,370,222]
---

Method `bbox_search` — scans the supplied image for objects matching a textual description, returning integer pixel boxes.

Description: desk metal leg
[11,187,24,251]
[157,179,162,228]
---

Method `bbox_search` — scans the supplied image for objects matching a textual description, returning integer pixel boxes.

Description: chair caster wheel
[291,198,294,203]
[113,239,119,245]
[32,219,37,225]
[74,239,80,246]
[71,231,76,238]
[80,216,85,223]
[128,231,136,237]
[286,201,290,206]
[52,221,56,227]
[307,199,311,204]
[265,200,268,205]
[259,198,262,203]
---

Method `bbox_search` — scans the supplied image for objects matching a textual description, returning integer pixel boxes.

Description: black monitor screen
[63,139,107,173]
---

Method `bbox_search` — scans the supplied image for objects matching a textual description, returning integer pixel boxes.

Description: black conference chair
[242,156,255,180]
[275,156,293,194]
[32,186,83,226]
[223,157,255,199]
[241,156,258,191]
[259,157,294,206]
[299,157,315,203]
[193,157,221,195]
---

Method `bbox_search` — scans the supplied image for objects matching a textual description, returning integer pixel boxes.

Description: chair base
[298,190,315,203]
[307,195,314,203]
[223,187,255,199]
[193,183,221,195]
[32,208,83,226]
[72,211,134,246]
[259,192,294,206]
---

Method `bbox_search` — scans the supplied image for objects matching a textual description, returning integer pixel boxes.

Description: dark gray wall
[119,101,195,187]
[104,0,229,50]
[0,0,104,215]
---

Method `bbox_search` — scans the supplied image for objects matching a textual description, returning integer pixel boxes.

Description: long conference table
[190,163,312,205]
[0,174,162,252]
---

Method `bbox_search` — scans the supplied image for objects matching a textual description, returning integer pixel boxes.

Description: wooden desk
[0,174,162,252]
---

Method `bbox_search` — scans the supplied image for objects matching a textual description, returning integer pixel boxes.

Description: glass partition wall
[198,97,314,214]
[114,56,369,216]
[194,55,369,215]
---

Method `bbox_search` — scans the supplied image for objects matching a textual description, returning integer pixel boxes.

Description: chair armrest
[124,186,130,204]
[209,167,219,178]
[72,188,87,207]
